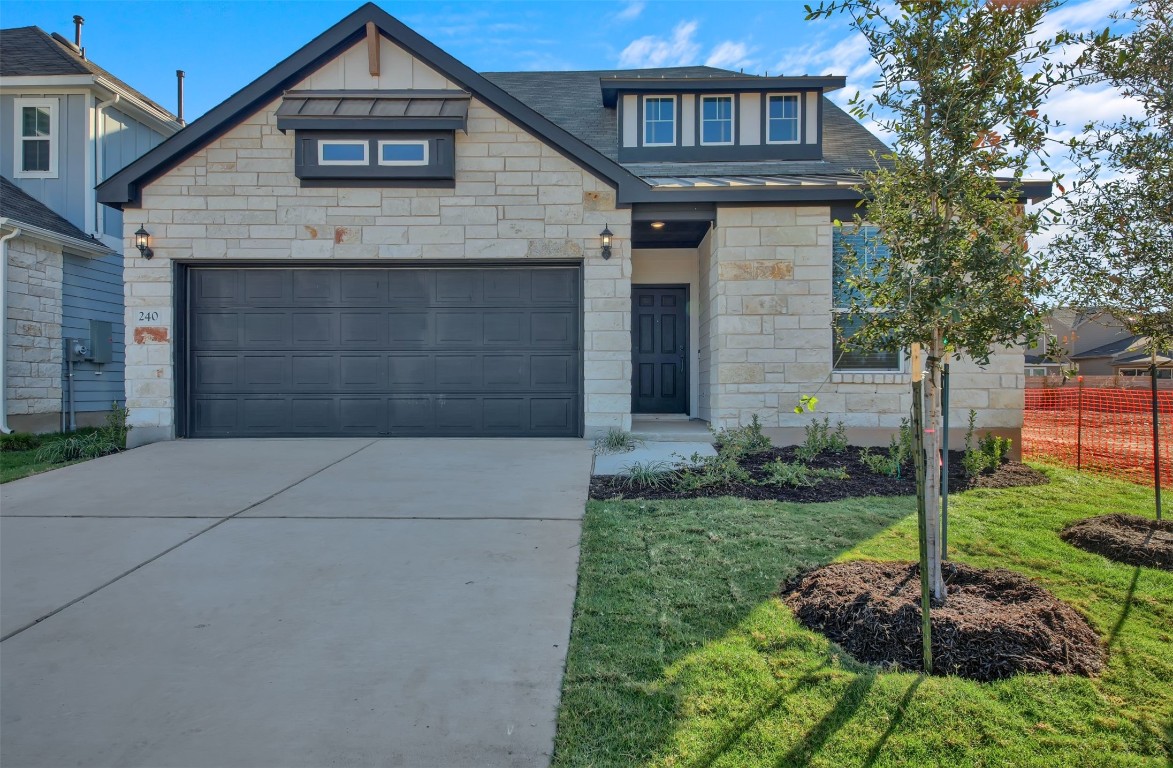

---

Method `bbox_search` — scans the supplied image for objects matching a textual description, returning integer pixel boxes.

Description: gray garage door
[185,266,581,437]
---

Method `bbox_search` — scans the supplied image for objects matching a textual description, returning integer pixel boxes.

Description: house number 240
[137,311,160,322]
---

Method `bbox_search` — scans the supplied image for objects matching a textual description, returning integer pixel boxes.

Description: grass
[0,427,101,483]
[552,466,1172,767]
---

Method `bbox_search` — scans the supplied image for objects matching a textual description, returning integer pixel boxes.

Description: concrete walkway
[0,438,593,768]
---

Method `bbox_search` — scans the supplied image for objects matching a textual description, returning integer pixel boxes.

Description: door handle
[679,354,685,374]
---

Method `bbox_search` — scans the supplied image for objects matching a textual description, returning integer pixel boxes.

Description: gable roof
[1071,335,1146,360]
[0,176,113,254]
[0,26,177,121]
[97,3,636,209]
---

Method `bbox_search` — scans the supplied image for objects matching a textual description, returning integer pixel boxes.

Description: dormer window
[767,94,801,144]
[700,95,734,145]
[318,140,369,165]
[643,97,676,147]
[378,140,428,166]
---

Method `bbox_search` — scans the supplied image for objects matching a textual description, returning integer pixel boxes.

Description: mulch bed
[780,560,1105,681]
[1060,514,1173,571]
[589,447,1049,502]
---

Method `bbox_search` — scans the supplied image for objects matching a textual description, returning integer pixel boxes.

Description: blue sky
[3,0,1132,131]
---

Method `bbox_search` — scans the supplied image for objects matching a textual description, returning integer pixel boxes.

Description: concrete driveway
[0,438,592,768]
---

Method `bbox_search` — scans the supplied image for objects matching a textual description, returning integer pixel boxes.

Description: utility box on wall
[89,320,113,364]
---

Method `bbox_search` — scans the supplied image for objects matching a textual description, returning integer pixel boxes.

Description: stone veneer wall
[5,236,63,429]
[121,95,632,444]
[707,204,1024,442]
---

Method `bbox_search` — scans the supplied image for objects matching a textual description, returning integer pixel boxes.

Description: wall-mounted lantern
[135,226,153,259]
[600,225,613,260]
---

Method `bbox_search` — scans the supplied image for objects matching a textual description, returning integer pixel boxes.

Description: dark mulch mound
[1060,514,1173,571]
[589,447,1049,502]
[780,560,1105,681]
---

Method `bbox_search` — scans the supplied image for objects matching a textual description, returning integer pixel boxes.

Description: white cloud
[706,41,754,70]
[615,1,645,22]
[618,20,702,68]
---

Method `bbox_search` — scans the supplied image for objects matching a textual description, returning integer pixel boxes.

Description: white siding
[740,93,761,145]
[621,94,638,147]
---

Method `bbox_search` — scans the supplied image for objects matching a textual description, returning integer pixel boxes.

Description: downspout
[0,223,24,434]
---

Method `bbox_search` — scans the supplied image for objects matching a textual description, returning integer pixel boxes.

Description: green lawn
[553,467,1172,767]
[0,448,80,483]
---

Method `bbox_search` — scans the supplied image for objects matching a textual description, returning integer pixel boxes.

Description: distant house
[1025,309,1133,377]
[1072,337,1172,380]
[0,22,180,433]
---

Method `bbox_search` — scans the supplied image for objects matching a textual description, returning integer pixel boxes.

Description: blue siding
[0,93,89,232]
[100,106,164,236]
[62,251,125,412]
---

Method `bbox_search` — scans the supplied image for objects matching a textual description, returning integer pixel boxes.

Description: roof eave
[0,217,116,257]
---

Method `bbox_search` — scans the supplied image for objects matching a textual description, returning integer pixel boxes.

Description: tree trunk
[923,330,946,601]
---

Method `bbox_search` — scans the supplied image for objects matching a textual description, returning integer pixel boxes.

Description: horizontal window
[318,140,368,165]
[644,97,676,146]
[378,140,428,166]
[767,94,800,144]
[700,95,734,145]
[1121,367,1171,379]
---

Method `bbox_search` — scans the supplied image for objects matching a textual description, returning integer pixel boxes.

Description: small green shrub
[595,428,642,455]
[962,409,1013,477]
[674,452,751,492]
[34,402,130,465]
[0,432,41,452]
[795,416,848,460]
[859,447,901,477]
[620,460,674,490]
[713,415,772,458]
[759,459,848,487]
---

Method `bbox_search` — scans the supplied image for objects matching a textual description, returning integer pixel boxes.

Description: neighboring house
[1072,337,1172,379]
[97,3,1045,448]
[0,23,180,432]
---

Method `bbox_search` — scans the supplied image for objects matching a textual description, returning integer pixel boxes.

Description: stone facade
[703,204,1024,443]
[5,236,63,429]
[122,88,632,443]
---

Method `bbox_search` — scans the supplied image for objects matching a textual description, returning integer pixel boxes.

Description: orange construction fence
[1023,385,1172,487]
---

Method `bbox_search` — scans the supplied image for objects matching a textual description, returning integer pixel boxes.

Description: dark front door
[632,286,687,414]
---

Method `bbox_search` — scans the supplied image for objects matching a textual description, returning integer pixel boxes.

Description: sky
[1,0,1142,178]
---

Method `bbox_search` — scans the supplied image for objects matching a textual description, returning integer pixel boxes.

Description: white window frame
[317,139,369,166]
[13,97,59,179]
[1121,367,1171,379]
[832,224,904,373]
[377,140,429,167]
[699,94,735,146]
[765,93,802,145]
[643,96,677,147]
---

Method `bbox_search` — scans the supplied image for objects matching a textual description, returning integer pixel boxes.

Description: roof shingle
[0,175,112,251]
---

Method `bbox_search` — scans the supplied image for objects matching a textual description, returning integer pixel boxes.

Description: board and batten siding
[0,93,89,232]
[99,106,166,238]
[61,252,125,412]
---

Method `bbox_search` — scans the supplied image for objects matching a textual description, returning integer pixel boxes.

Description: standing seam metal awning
[276,89,471,132]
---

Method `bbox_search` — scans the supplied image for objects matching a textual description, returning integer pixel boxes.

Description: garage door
[185,266,581,437]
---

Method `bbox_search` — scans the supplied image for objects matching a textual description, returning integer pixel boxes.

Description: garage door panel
[186,266,581,437]
[242,313,290,345]
[244,271,291,304]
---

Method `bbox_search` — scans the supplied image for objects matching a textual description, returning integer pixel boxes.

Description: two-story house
[0,22,180,433]
[96,3,1046,448]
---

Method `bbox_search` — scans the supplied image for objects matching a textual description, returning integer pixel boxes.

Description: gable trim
[96,3,642,209]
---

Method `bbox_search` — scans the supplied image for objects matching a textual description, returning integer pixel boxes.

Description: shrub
[962,409,1013,477]
[860,447,901,477]
[759,459,848,487]
[620,460,674,490]
[674,452,751,492]
[0,432,41,452]
[713,415,772,458]
[796,416,848,460]
[35,402,130,465]
[595,428,641,455]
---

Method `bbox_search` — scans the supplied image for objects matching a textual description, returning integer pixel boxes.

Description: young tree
[805,0,1062,620]
[1046,0,1172,519]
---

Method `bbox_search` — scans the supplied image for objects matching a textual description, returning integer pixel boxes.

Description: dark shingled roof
[1070,335,1145,360]
[0,176,112,251]
[0,26,176,120]
[482,67,891,180]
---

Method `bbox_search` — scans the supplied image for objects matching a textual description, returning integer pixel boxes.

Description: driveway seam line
[0,440,377,643]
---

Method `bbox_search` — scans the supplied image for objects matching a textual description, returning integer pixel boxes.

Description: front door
[632,286,687,414]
